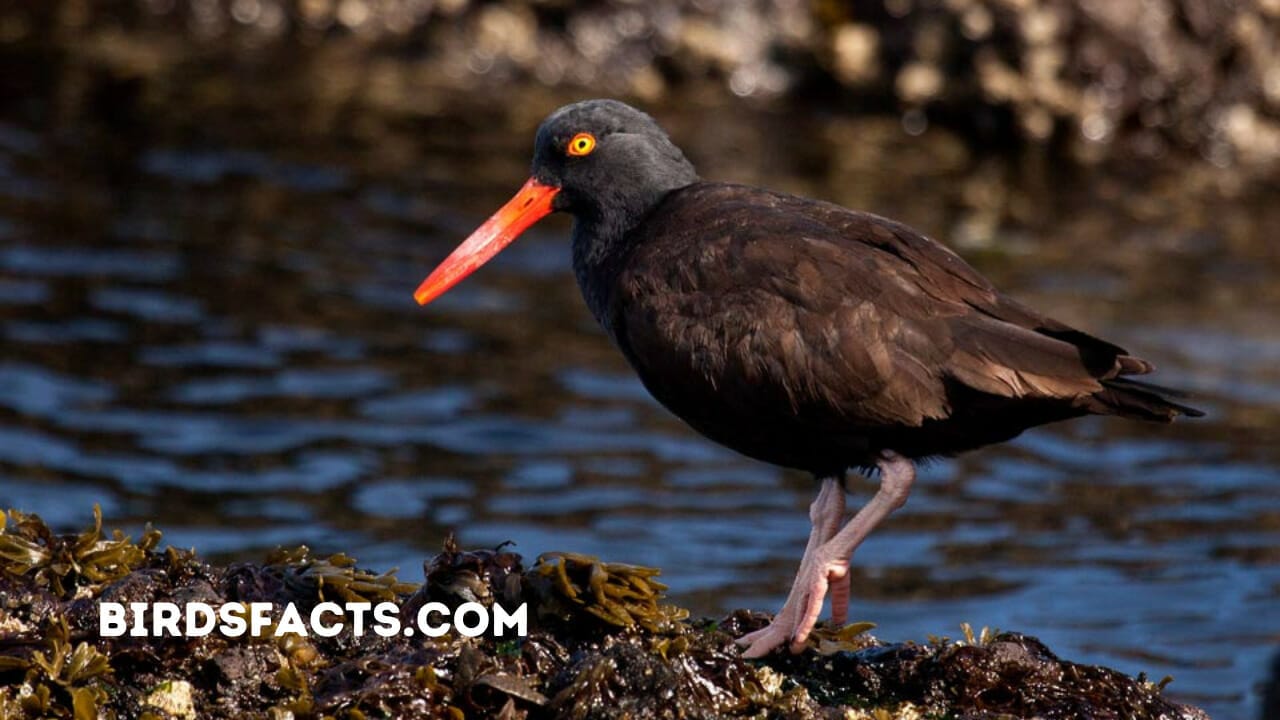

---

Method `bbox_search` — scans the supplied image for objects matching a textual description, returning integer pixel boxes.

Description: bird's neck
[570,215,637,334]
[570,176,697,332]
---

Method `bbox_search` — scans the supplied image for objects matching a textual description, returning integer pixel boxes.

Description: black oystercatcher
[414,99,1202,657]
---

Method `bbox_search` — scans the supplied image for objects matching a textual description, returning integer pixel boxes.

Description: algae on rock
[0,507,1209,720]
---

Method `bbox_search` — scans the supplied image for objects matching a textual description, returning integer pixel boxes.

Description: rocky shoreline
[0,507,1211,719]
[4,0,1278,175]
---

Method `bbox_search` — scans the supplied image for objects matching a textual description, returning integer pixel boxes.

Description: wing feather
[613,183,1157,433]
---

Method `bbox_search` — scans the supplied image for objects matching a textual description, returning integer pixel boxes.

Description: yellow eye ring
[567,132,596,157]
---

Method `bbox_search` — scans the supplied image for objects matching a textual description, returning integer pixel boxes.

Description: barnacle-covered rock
[414,535,524,609]
[0,506,1211,719]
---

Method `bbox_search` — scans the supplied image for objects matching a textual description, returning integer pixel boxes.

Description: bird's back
[607,182,1199,474]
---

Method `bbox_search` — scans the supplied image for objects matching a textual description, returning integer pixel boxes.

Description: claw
[736,555,849,657]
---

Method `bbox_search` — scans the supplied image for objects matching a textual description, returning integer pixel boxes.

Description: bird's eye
[566,132,596,157]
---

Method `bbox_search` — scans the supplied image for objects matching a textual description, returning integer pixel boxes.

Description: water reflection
[0,42,1277,720]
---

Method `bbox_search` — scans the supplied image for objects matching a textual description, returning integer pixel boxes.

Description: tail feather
[1115,354,1154,375]
[1105,375,1196,399]
[1090,377,1205,422]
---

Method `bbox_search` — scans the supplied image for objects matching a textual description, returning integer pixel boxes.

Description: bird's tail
[1090,376,1205,422]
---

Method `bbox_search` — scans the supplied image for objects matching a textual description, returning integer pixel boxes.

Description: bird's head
[414,99,697,306]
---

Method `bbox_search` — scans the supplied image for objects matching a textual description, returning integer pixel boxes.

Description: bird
[413,99,1203,658]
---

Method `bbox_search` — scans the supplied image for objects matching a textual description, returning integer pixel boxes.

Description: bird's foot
[737,548,850,658]
[736,451,915,659]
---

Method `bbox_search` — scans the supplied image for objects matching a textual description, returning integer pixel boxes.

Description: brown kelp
[0,507,1208,719]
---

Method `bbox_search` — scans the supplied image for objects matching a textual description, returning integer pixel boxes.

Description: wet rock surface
[0,507,1210,719]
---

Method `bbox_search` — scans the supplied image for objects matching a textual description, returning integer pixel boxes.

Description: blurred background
[0,1,1278,717]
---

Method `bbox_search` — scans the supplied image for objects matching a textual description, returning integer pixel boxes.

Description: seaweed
[0,618,113,720]
[527,552,688,634]
[0,505,159,598]
[0,507,1211,720]
[263,546,418,605]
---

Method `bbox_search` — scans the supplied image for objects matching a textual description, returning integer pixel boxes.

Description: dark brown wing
[611,183,1196,450]
[802,195,1156,377]
[799,192,1200,420]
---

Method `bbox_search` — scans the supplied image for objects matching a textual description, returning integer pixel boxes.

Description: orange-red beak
[414,178,560,306]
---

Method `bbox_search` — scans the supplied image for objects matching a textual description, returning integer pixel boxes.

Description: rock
[0,506,1213,719]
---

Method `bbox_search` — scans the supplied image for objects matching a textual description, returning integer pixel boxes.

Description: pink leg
[736,475,845,657]
[737,451,915,657]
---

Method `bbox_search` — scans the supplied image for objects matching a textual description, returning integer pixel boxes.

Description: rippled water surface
[1,38,1278,720]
